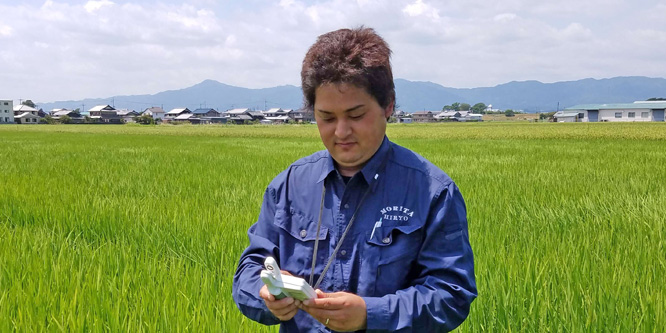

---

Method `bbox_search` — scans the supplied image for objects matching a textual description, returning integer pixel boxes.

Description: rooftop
[566,102,666,110]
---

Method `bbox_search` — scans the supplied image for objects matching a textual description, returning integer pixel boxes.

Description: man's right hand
[259,284,302,321]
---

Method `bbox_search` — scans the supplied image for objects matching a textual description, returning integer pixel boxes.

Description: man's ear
[384,101,394,120]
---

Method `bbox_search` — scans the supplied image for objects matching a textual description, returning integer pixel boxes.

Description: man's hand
[300,290,367,332]
[259,270,302,321]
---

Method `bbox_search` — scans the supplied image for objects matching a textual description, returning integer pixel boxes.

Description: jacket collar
[317,136,391,185]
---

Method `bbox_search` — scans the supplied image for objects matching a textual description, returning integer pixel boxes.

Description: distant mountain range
[38,76,666,113]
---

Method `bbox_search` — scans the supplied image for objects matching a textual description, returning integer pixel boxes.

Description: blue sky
[1,0,665,103]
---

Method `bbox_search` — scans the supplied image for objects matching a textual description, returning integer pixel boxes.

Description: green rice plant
[0,122,664,331]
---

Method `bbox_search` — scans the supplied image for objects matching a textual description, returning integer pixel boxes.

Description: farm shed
[565,101,666,122]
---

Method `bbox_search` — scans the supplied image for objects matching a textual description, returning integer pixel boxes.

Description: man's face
[314,82,393,176]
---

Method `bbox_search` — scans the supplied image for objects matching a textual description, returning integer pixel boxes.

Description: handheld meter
[260,257,316,301]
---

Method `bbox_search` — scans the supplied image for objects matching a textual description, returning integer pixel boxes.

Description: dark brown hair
[301,27,395,110]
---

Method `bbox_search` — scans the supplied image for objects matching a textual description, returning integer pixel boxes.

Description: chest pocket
[273,208,329,277]
[364,222,423,295]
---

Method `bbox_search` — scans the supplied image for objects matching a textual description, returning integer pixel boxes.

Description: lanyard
[308,146,392,289]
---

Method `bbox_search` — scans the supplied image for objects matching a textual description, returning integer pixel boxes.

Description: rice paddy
[1,122,664,331]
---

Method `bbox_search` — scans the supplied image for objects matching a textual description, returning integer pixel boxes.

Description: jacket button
[340,250,347,256]
[300,230,307,238]
[382,237,390,244]
[344,204,349,209]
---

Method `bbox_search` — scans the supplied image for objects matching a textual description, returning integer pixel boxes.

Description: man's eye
[350,114,364,120]
[322,118,334,122]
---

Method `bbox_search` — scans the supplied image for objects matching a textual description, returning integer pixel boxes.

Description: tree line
[442,102,522,117]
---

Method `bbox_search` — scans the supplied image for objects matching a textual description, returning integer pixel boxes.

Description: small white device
[260,257,316,301]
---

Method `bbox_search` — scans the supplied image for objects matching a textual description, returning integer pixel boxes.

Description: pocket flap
[366,223,422,246]
[274,209,328,241]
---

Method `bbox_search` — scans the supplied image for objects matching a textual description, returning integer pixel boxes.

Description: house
[174,113,195,121]
[14,112,41,124]
[465,113,484,122]
[1,100,14,124]
[142,107,166,120]
[53,109,82,118]
[564,101,666,122]
[89,105,121,123]
[50,108,70,115]
[412,111,440,122]
[225,108,251,116]
[52,109,84,123]
[13,105,41,124]
[248,111,265,121]
[263,108,283,117]
[398,117,413,123]
[292,107,315,123]
[436,111,461,121]
[165,108,192,120]
[116,109,140,123]
[89,105,116,116]
[225,108,263,123]
[263,115,291,124]
[553,111,582,122]
[192,108,220,118]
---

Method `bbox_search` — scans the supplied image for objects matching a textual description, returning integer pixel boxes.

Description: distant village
[0,101,487,125]
[1,99,665,125]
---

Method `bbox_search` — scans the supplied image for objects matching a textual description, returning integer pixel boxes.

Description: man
[233,27,476,332]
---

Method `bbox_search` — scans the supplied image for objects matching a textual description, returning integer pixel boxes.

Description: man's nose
[335,118,352,138]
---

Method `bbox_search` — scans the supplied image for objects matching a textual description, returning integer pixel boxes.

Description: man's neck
[337,165,361,177]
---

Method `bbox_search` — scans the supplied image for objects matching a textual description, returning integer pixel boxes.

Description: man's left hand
[300,290,367,332]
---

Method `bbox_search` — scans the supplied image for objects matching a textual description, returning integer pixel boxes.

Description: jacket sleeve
[232,186,282,326]
[363,181,477,332]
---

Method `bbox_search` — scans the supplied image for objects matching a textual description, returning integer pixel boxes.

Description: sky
[1,0,666,103]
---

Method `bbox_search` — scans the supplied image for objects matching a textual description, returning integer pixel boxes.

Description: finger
[271,303,299,317]
[301,307,338,320]
[266,297,296,311]
[276,306,299,321]
[302,296,346,309]
[259,287,275,302]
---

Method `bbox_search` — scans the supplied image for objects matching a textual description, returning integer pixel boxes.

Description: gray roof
[175,113,194,120]
[566,101,666,110]
[226,108,251,114]
[15,112,40,118]
[554,112,581,117]
[54,110,79,116]
[192,108,218,114]
[144,107,165,114]
[13,105,38,112]
[117,110,138,116]
[167,108,190,115]
[89,105,115,112]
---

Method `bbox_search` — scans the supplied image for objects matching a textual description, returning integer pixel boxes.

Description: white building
[13,104,41,124]
[165,108,191,120]
[1,100,14,124]
[564,101,666,122]
[142,107,166,120]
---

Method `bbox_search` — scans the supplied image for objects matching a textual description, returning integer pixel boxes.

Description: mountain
[37,76,666,113]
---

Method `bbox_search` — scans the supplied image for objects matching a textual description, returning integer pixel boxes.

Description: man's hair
[301,27,395,110]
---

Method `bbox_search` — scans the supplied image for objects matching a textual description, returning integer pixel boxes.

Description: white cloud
[402,0,440,20]
[494,13,517,23]
[0,25,12,37]
[84,0,114,13]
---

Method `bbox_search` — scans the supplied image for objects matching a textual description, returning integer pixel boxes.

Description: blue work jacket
[232,136,477,332]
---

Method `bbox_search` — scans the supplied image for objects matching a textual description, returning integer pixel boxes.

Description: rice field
[0,122,664,332]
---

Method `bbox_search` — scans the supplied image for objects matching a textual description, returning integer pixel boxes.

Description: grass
[0,122,664,331]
